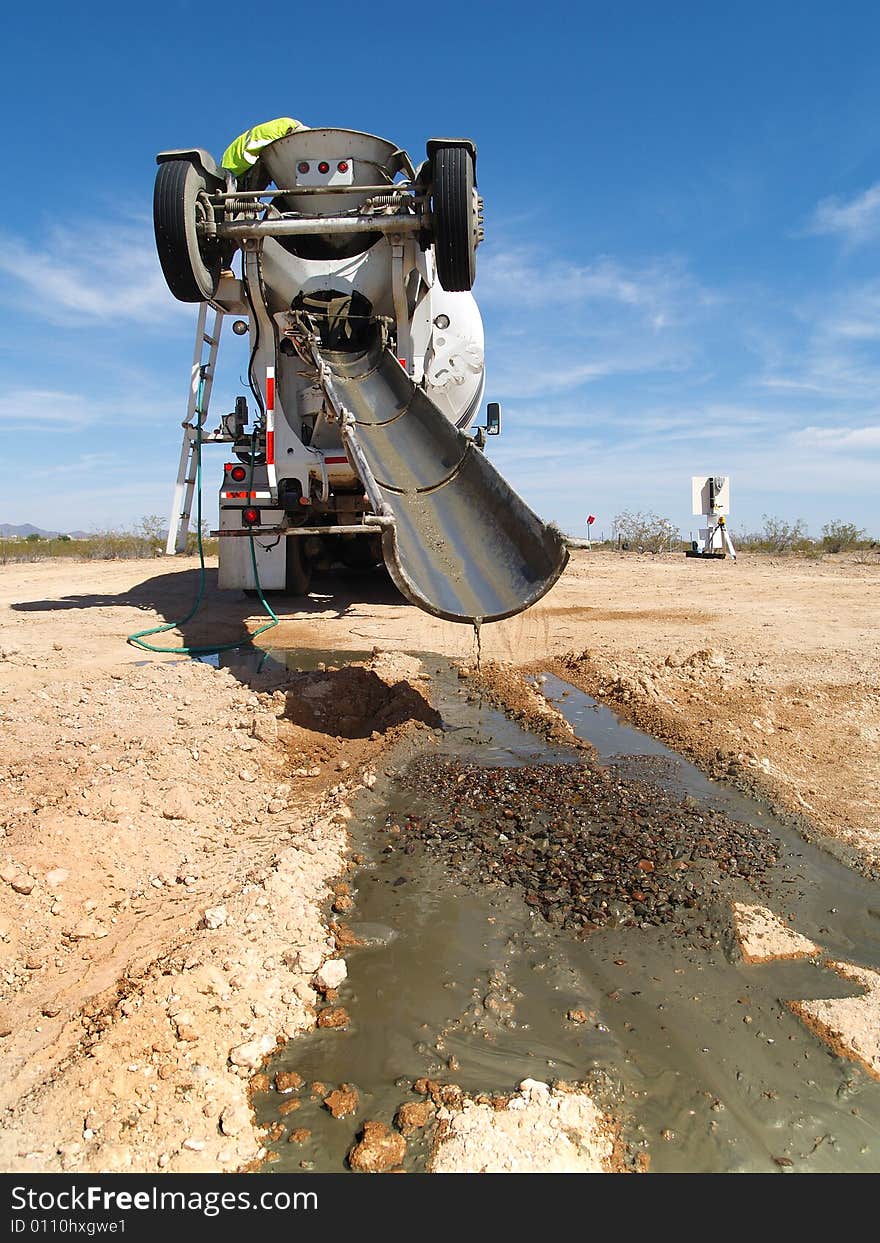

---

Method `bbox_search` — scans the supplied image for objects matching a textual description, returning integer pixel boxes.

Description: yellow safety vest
[220,117,305,175]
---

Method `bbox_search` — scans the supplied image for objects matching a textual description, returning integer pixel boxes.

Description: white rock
[229,1035,275,1069]
[182,1139,206,1152]
[161,785,197,821]
[220,1104,248,1137]
[203,905,228,930]
[251,717,278,743]
[296,947,324,975]
[519,1078,550,1096]
[314,958,347,991]
[45,868,70,888]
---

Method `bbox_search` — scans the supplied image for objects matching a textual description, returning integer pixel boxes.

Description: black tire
[432,147,477,292]
[285,538,312,596]
[154,160,221,303]
[338,533,382,571]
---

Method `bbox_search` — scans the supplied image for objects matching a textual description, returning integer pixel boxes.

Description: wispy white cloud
[755,281,880,399]
[28,451,127,480]
[0,388,95,430]
[793,424,880,451]
[479,244,709,398]
[0,218,187,327]
[805,183,880,246]
[478,247,704,321]
[0,382,186,433]
[487,347,693,399]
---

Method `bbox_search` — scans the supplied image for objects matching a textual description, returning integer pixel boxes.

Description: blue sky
[2,1,879,539]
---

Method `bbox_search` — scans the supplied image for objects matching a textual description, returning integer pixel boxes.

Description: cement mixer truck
[154,127,567,623]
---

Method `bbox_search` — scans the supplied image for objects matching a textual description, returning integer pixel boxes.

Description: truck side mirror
[486,402,501,435]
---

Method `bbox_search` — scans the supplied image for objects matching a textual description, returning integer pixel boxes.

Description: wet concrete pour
[257,661,880,1173]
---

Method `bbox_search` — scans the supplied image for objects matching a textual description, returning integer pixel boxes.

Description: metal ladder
[165,302,225,555]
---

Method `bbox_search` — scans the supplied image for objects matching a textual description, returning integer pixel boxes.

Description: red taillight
[337,160,349,173]
[318,161,330,174]
[297,161,310,174]
[229,465,247,482]
[243,508,259,526]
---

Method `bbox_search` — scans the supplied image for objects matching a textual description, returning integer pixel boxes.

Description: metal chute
[317,335,569,623]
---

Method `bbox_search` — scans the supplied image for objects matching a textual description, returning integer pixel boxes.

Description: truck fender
[426,138,478,177]
[156,148,226,191]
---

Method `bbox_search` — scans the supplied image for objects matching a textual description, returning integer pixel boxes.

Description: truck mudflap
[316,338,569,624]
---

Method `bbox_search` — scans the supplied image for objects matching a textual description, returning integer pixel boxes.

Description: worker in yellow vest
[220,117,307,177]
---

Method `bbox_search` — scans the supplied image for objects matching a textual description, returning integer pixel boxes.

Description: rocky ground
[398,754,781,936]
[0,549,877,1171]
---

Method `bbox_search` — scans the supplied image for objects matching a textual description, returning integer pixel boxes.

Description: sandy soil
[731,902,820,963]
[428,1080,618,1173]
[0,548,877,1171]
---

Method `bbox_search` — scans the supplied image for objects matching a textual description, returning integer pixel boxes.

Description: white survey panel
[692,475,730,516]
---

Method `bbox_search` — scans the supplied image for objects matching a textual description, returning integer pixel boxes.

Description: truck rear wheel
[285,538,312,596]
[154,160,221,303]
[432,147,477,292]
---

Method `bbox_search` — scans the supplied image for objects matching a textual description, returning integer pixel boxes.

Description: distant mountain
[0,523,57,538]
[0,523,89,539]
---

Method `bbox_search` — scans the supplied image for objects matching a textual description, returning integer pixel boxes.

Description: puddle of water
[246,657,880,1173]
[537,673,678,763]
[260,843,622,1172]
[196,647,374,674]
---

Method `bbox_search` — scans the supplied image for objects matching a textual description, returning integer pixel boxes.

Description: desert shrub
[0,519,218,565]
[759,514,810,552]
[736,514,813,553]
[821,519,866,553]
[613,510,682,553]
[136,514,167,556]
[185,521,218,557]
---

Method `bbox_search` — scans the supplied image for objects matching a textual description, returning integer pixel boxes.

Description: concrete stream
[250,658,880,1173]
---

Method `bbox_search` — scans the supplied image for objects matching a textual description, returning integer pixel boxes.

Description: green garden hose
[127,386,279,656]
